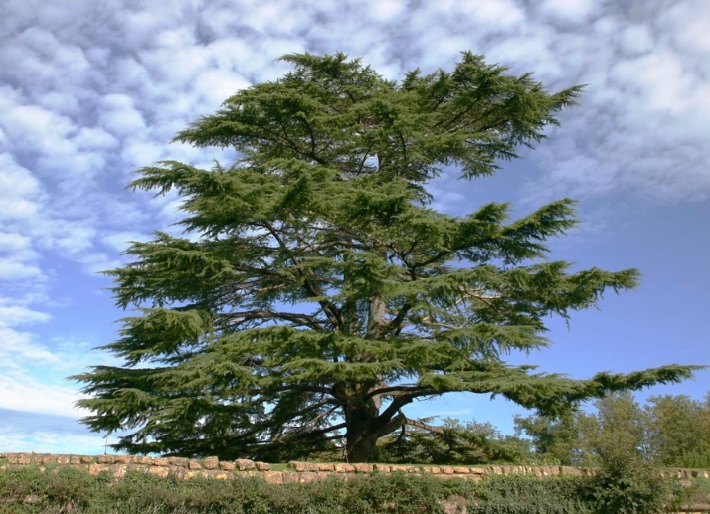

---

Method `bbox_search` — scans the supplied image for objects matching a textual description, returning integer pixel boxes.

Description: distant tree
[514,410,596,465]
[517,392,710,469]
[586,393,669,514]
[645,394,710,467]
[73,52,699,462]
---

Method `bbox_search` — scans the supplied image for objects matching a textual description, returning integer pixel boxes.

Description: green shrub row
[0,465,693,514]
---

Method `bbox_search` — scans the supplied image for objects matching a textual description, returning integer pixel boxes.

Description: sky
[1,0,709,455]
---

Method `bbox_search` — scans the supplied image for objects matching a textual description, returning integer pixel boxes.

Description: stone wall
[1,451,708,484]
[2,452,709,512]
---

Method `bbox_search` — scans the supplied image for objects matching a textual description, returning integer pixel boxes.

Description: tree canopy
[74,52,698,462]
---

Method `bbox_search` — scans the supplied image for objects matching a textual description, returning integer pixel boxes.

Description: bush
[583,447,679,514]
[470,475,592,514]
[0,464,692,513]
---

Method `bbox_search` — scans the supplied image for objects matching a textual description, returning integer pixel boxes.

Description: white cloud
[538,0,598,24]
[0,324,59,368]
[99,94,147,137]
[0,303,50,326]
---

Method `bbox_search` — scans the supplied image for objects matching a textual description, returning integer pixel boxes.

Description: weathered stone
[441,467,455,475]
[256,461,270,471]
[132,455,152,465]
[237,458,256,470]
[561,466,581,476]
[153,458,169,467]
[452,467,470,474]
[281,471,300,483]
[168,457,188,467]
[147,466,170,478]
[354,463,373,473]
[288,460,305,471]
[188,459,202,470]
[203,456,219,470]
[373,463,391,472]
[219,460,235,471]
[114,455,132,464]
[317,463,334,471]
[262,471,283,484]
[97,454,115,464]
[80,456,94,464]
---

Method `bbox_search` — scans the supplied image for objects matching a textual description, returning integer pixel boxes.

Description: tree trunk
[344,405,380,462]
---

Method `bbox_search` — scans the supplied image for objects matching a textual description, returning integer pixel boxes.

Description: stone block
[188,459,202,470]
[203,456,219,470]
[256,461,270,471]
[237,458,256,470]
[282,471,300,483]
[262,471,283,484]
[153,458,169,467]
[219,460,235,471]
[147,466,170,478]
[299,472,318,482]
[354,463,373,473]
[561,466,582,476]
[287,460,305,471]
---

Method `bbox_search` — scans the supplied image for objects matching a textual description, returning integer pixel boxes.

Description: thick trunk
[343,295,391,462]
[344,399,408,462]
[345,407,380,462]
[346,429,379,462]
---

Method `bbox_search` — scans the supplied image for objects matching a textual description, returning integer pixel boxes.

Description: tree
[73,52,699,462]
[516,392,710,468]
[645,394,710,467]
[514,410,596,465]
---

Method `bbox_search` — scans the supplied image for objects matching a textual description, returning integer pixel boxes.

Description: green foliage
[470,475,592,514]
[517,391,710,468]
[73,51,699,462]
[645,393,710,467]
[377,418,530,464]
[0,466,697,514]
[514,410,597,465]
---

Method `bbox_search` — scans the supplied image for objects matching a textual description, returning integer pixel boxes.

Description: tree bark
[345,405,380,462]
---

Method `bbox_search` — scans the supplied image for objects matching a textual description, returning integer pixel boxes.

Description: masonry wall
[1,451,708,484]
[2,452,709,512]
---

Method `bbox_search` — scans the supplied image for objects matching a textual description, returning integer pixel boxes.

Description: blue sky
[1,0,708,455]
